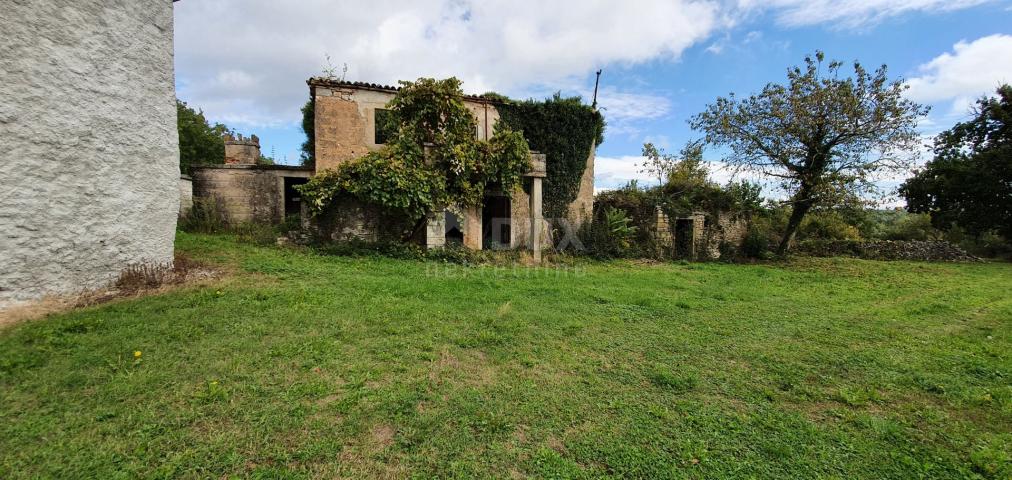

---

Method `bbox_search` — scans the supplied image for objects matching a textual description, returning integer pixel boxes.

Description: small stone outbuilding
[187,134,313,225]
[651,208,748,260]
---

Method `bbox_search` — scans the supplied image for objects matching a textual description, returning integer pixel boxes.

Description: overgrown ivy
[493,93,605,220]
[298,78,530,222]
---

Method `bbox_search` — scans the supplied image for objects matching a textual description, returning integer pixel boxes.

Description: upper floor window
[374,108,395,145]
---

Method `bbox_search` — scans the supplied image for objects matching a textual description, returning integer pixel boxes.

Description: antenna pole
[591,69,602,109]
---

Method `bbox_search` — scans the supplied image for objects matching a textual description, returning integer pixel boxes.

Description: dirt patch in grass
[0,253,223,329]
[547,434,567,454]
[371,424,396,449]
[428,348,496,387]
[328,423,406,479]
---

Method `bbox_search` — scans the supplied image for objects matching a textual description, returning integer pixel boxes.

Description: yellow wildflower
[134,351,142,359]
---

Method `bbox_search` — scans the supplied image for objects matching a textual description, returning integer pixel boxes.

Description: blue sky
[174,1,1012,201]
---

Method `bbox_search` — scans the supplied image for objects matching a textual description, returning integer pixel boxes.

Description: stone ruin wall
[702,212,749,259]
[179,175,193,218]
[651,209,748,260]
[224,133,261,165]
[190,166,312,225]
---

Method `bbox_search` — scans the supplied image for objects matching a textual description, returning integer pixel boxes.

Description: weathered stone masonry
[0,0,179,306]
[307,79,593,252]
[190,165,313,225]
[187,131,314,225]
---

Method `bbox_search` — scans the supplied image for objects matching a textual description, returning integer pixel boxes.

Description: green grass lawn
[1,233,1010,479]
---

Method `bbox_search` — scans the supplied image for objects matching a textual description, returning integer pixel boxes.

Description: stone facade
[310,81,502,172]
[307,79,585,251]
[190,165,313,225]
[0,0,179,306]
[566,141,596,227]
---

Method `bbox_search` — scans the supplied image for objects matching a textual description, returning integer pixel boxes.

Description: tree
[900,85,1012,240]
[690,52,928,254]
[299,98,315,168]
[640,140,707,186]
[177,100,229,174]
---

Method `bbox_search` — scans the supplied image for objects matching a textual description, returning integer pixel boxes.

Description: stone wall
[0,0,179,306]
[179,175,193,218]
[702,212,749,259]
[224,133,261,164]
[566,143,596,228]
[798,240,980,262]
[309,197,416,243]
[190,165,312,225]
[310,82,501,173]
[652,210,747,260]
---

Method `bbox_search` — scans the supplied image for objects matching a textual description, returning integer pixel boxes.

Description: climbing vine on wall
[298,78,530,221]
[494,93,605,220]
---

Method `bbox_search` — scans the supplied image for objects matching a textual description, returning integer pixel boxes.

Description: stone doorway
[283,177,309,217]
[482,195,511,249]
[674,218,695,259]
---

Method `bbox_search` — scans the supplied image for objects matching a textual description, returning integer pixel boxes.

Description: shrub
[179,197,229,234]
[314,239,426,259]
[592,183,661,257]
[881,213,941,241]
[944,227,1012,260]
[798,210,862,241]
[604,208,637,248]
[578,206,642,259]
[742,226,772,259]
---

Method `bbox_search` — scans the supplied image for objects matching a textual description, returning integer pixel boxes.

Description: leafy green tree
[900,85,1012,240]
[641,140,708,186]
[176,100,229,174]
[299,99,315,168]
[691,52,927,254]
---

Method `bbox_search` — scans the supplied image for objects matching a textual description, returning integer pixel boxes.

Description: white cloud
[739,0,992,28]
[173,0,994,130]
[906,34,1012,114]
[595,155,653,190]
[595,89,672,123]
[595,155,763,191]
[174,0,718,127]
[742,30,763,43]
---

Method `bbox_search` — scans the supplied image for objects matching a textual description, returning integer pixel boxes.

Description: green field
[1,233,1010,478]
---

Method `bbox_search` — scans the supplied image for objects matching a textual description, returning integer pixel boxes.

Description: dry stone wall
[799,240,980,262]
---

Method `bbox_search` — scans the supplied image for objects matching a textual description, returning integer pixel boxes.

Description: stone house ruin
[307,79,596,254]
[650,208,748,260]
[1,0,180,307]
[185,134,313,224]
